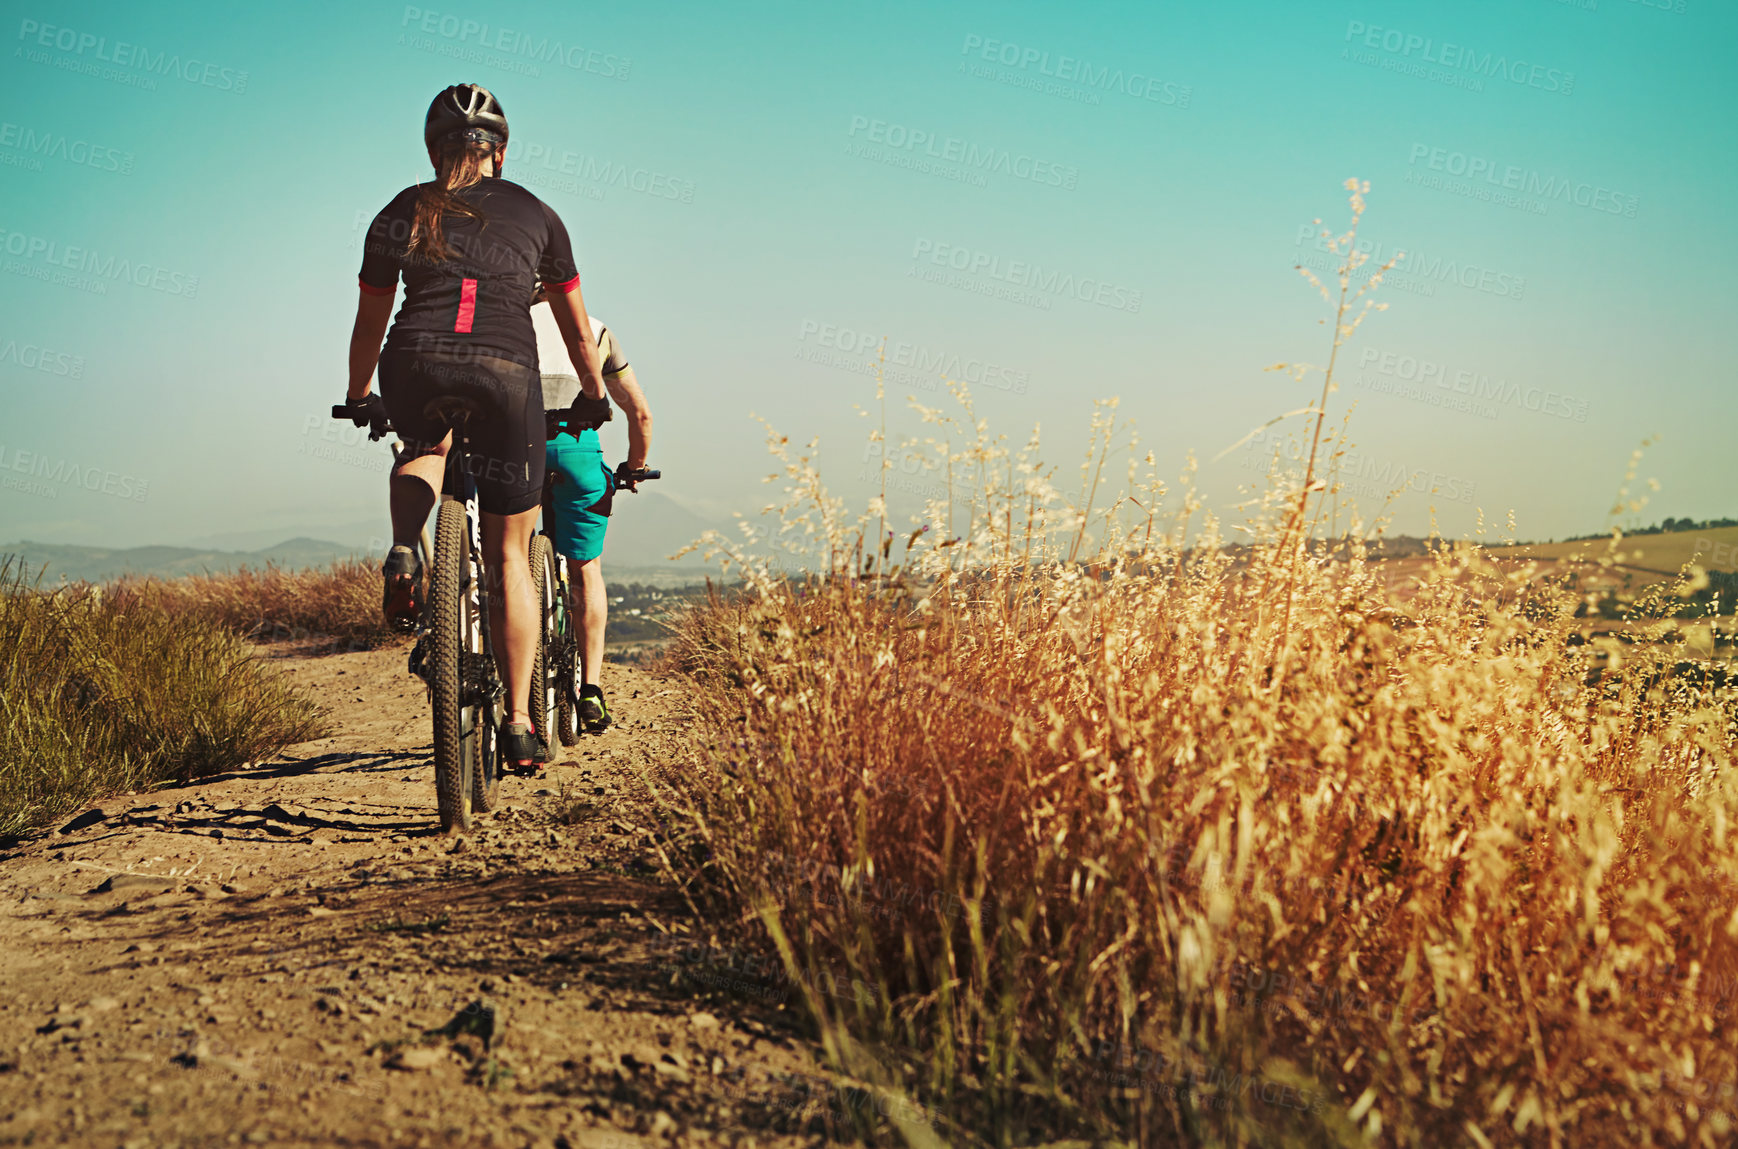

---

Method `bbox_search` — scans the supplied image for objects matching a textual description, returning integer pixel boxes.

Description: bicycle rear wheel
[470,680,501,813]
[554,560,583,746]
[528,534,559,758]
[429,498,475,833]
[556,660,582,745]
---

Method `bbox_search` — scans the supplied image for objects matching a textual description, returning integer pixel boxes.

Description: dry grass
[107,559,393,649]
[653,184,1738,1147]
[0,559,330,837]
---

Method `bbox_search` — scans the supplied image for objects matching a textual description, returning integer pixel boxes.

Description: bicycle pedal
[408,636,429,682]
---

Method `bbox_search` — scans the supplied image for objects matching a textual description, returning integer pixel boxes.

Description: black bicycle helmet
[423,83,509,149]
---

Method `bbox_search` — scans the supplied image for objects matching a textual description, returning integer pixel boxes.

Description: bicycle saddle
[423,396,487,425]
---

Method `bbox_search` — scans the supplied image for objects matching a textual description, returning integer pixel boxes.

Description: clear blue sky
[2,0,1733,553]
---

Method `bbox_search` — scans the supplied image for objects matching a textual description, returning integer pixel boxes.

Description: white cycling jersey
[531,306,629,409]
[532,308,601,376]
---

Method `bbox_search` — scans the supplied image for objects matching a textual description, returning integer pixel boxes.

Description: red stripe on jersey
[548,273,581,294]
[358,276,394,297]
[455,278,478,333]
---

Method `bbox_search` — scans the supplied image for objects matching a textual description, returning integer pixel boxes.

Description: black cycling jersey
[359,178,579,369]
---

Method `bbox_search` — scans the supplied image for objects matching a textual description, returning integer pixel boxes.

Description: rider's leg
[481,507,540,751]
[381,435,450,624]
[573,556,607,687]
[389,433,450,546]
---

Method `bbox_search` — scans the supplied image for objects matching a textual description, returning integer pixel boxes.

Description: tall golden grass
[0,559,329,836]
[656,183,1738,1146]
[107,559,393,648]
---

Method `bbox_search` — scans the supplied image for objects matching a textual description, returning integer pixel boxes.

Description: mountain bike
[534,412,659,748]
[332,398,504,833]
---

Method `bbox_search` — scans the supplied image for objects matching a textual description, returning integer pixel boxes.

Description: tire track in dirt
[0,640,843,1149]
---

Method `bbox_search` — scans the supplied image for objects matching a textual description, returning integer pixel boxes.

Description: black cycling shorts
[378,349,545,516]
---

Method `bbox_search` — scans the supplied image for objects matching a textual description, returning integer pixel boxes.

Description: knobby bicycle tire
[556,653,582,745]
[430,498,474,833]
[529,534,559,756]
[555,561,583,747]
[470,672,501,813]
[468,524,499,813]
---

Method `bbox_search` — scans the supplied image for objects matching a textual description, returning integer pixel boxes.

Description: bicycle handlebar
[546,415,609,435]
[615,463,660,488]
[327,403,658,484]
[332,401,394,441]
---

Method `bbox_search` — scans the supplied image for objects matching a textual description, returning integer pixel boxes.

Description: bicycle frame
[332,398,506,829]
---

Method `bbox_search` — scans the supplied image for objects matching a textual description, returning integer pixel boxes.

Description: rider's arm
[347,285,395,400]
[543,284,606,401]
[604,366,652,472]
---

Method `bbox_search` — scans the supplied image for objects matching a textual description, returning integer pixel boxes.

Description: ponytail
[408,135,496,262]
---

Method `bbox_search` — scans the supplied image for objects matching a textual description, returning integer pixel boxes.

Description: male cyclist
[531,287,654,730]
[342,83,610,767]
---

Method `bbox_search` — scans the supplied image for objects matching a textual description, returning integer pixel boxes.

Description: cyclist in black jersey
[344,83,611,767]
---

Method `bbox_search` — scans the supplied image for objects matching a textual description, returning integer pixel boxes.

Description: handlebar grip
[614,464,659,484]
[331,401,394,440]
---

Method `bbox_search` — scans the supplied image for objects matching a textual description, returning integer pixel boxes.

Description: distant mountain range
[2,493,724,585]
[1,538,372,585]
[595,491,716,570]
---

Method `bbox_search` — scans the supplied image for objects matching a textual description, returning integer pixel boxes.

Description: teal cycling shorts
[544,428,615,562]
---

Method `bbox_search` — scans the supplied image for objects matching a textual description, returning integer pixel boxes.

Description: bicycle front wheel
[429,498,475,833]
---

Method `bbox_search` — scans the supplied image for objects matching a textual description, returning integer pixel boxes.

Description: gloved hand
[563,394,612,431]
[344,393,391,441]
[615,460,651,492]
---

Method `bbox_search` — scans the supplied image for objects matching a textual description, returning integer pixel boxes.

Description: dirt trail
[0,640,835,1149]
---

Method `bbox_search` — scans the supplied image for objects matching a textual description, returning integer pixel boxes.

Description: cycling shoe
[578,684,611,732]
[381,545,423,632]
[501,722,547,769]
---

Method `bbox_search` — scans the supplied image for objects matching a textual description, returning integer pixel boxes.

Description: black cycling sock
[580,684,604,700]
